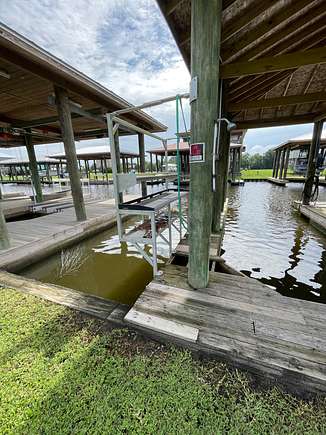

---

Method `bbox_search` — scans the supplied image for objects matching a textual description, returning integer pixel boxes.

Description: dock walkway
[0,198,121,272]
[125,264,326,394]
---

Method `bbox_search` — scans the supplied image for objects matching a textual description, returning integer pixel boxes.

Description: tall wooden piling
[55,86,86,221]
[279,149,286,179]
[25,130,43,202]
[0,204,9,250]
[138,133,147,196]
[188,0,222,289]
[303,120,324,205]
[283,147,290,179]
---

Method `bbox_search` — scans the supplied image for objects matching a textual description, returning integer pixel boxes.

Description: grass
[241,169,273,179]
[1,288,326,434]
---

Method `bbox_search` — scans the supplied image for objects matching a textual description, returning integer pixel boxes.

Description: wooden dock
[124,264,326,394]
[267,177,287,186]
[0,198,122,272]
[296,202,326,234]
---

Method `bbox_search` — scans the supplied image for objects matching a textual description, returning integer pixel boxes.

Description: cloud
[0,1,318,160]
[0,0,190,158]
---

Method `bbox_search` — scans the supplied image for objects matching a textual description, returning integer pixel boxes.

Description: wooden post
[275,150,280,178]
[272,151,277,177]
[283,147,290,179]
[303,120,324,205]
[150,153,153,172]
[25,130,43,202]
[279,149,286,179]
[188,0,222,289]
[54,86,86,221]
[0,204,9,250]
[155,155,159,172]
[138,133,147,196]
[212,84,230,233]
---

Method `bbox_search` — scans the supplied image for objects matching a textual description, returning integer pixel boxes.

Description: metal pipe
[111,92,189,116]
[111,116,164,141]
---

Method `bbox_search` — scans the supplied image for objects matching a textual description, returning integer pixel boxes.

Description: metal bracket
[189,76,198,103]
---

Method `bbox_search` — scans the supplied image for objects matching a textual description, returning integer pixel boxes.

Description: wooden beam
[222,0,313,61]
[222,0,273,43]
[0,203,10,250]
[303,120,324,204]
[54,86,86,221]
[164,0,183,16]
[25,129,43,202]
[188,0,222,289]
[229,92,326,111]
[221,47,326,79]
[224,2,326,63]
[69,103,106,125]
[236,114,315,129]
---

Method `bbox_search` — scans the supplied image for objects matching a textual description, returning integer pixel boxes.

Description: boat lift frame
[106,93,189,275]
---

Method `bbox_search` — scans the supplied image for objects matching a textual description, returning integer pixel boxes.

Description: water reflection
[223,182,326,303]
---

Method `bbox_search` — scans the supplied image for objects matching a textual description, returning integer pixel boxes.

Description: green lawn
[241,169,273,179]
[1,288,326,434]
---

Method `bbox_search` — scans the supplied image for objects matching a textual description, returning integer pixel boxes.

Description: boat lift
[106,93,189,275]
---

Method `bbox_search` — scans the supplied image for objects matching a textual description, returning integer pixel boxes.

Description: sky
[0,0,317,159]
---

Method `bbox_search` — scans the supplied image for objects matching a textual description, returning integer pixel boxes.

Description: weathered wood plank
[125,308,199,343]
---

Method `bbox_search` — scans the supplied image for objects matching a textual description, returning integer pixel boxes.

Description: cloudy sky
[0,0,317,158]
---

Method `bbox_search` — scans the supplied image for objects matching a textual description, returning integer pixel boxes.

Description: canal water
[223,182,326,303]
[20,181,326,305]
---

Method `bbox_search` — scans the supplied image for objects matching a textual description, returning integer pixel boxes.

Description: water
[223,182,326,303]
[20,181,326,305]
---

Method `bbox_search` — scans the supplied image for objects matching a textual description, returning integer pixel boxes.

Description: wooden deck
[124,264,326,394]
[0,198,123,272]
[297,202,326,234]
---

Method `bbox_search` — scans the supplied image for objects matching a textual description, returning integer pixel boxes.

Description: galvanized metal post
[0,203,9,250]
[188,0,222,289]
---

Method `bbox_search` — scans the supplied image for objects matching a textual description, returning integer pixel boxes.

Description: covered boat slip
[0,22,167,249]
[269,130,326,186]
[124,264,326,394]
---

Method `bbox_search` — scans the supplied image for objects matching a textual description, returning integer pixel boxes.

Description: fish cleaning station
[1,0,326,395]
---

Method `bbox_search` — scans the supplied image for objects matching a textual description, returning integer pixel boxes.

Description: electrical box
[190,143,205,163]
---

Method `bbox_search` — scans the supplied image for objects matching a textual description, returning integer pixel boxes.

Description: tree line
[241,149,274,169]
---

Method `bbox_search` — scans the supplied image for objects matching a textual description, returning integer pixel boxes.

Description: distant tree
[241,152,251,169]
[241,149,274,170]
[262,149,274,169]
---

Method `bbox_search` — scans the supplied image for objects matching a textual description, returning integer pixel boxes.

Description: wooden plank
[0,271,118,320]
[221,47,326,78]
[124,308,199,343]
[229,92,326,111]
[236,115,315,129]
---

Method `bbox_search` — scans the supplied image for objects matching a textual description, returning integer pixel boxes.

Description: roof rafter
[229,91,326,111]
[220,46,326,79]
